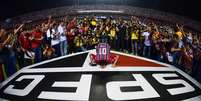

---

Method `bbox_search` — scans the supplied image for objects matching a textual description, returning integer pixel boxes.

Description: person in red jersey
[90,42,119,68]
[30,26,43,63]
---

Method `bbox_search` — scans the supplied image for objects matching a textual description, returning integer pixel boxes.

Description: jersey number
[99,48,107,55]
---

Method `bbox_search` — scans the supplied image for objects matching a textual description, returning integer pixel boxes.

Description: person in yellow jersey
[92,35,99,46]
[109,25,117,49]
[175,24,184,40]
[82,32,89,50]
[88,32,99,49]
[176,31,183,40]
[91,20,97,26]
[131,26,139,55]
[175,24,185,48]
[110,27,116,38]
[74,34,85,52]
[90,16,97,30]
[94,25,102,38]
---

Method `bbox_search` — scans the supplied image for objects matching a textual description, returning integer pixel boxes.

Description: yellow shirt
[176,31,183,39]
[153,32,160,40]
[91,20,97,26]
[131,31,138,40]
[110,29,116,38]
[75,37,83,47]
[92,37,98,45]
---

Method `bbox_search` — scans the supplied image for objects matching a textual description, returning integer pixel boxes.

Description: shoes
[89,62,97,66]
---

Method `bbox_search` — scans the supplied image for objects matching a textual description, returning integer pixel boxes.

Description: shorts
[90,54,116,65]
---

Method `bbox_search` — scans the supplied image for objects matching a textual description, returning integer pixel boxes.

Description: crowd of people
[0,15,201,83]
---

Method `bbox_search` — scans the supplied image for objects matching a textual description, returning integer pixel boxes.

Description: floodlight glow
[77,10,124,13]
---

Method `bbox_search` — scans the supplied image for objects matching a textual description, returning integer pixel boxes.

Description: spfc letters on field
[1,71,200,101]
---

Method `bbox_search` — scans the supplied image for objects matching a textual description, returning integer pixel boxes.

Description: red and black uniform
[19,32,31,50]
[31,31,43,49]
[30,30,43,63]
[91,43,116,65]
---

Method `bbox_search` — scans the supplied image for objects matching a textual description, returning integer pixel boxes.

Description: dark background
[0,0,200,22]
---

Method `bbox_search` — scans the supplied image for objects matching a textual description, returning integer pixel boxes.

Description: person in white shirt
[142,28,152,58]
[51,24,61,57]
[46,28,51,45]
[58,22,68,56]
